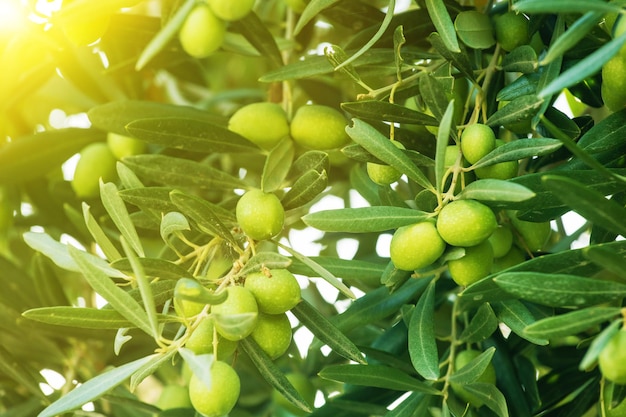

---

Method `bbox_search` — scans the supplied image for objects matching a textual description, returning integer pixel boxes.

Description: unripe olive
[436,200,497,247]
[599,330,626,384]
[156,385,192,410]
[72,142,118,199]
[461,123,496,165]
[487,225,514,258]
[211,286,258,341]
[284,0,308,13]
[491,245,525,273]
[602,54,626,112]
[189,361,240,417]
[273,373,316,416]
[236,189,284,241]
[494,11,529,52]
[228,103,290,150]
[508,213,551,252]
[186,316,238,360]
[179,4,226,58]
[290,105,350,150]
[475,140,519,180]
[244,269,301,314]
[448,240,494,287]
[175,298,206,319]
[250,312,292,359]
[390,221,446,271]
[366,140,405,185]
[106,132,147,159]
[207,0,255,21]
[450,349,496,407]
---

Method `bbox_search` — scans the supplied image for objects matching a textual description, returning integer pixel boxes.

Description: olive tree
[1,0,626,416]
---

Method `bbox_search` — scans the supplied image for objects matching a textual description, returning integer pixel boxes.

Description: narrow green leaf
[38,354,157,417]
[292,300,365,364]
[23,231,125,278]
[487,94,544,127]
[346,119,434,191]
[471,138,562,169]
[459,303,498,343]
[458,179,536,203]
[428,32,474,80]
[281,168,327,210]
[125,117,260,154]
[100,181,145,257]
[231,11,283,68]
[262,139,295,193]
[319,364,441,395]
[294,0,340,35]
[524,307,620,340]
[341,101,438,125]
[110,257,191,280]
[0,128,101,184]
[135,0,195,70]
[513,0,622,15]
[494,272,626,308]
[425,0,460,53]
[463,383,509,417]
[493,300,549,345]
[240,338,313,413]
[174,278,228,305]
[540,11,605,66]
[160,211,190,245]
[435,100,455,195]
[539,31,626,99]
[237,252,292,277]
[449,347,495,384]
[302,206,429,233]
[408,279,439,380]
[82,202,122,262]
[123,154,247,190]
[69,246,153,335]
[169,190,237,246]
[542,175,626,236]
[332,0,396,70]
[22,307,178,329]
[118,187,179,213]
[500,45,538,74]
[116,162,144,190]
[120,236,159,340]
[178,348,215,390]
[277,242,355,299]
[288,256,386,287]
[130,349,178,392]
[579,319,622,371]
[584,246,626,279]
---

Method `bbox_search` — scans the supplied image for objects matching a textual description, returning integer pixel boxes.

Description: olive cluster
[178,0,256,58]
[71,133,146,199]
[388,123,551,287]
[179,268,302,416]
[228,102,351,151]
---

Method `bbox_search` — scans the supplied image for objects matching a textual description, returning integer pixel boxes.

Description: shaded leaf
[281,169,328,211]
[425,0,460,53]
[408,279,439,380]
[523,307,620,340]
[471,138,562,170]
[459,303,498,343]
[22,307,178,329]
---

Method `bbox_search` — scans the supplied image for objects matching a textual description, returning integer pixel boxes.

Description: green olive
[207,0,255,21]
[599,330,626,384]
[186,316,238,360]
[211,286,259,341]
[290,105,350,150]
[71,142,118,199]
[602,54,626,112]
[494,11,530,52]
[156,385,192,410]
[390,221,447,271]
[508,212,551,252]
[244,269,301,314]
[228,102,290,150]
[366,140,406,185]
[450,349,496,408]
[106,132,147,159]
[189,361,240,417]
[249,312,292,359]
[236,189,285,241]
[447,240,494,287]
[461,123,496,165]
[487,224,514,258]
[179,4,226,58]
[491,245,526,273]
[436,200,497,247]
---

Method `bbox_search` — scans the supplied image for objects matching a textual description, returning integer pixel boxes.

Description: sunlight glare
[0,0,27,36]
